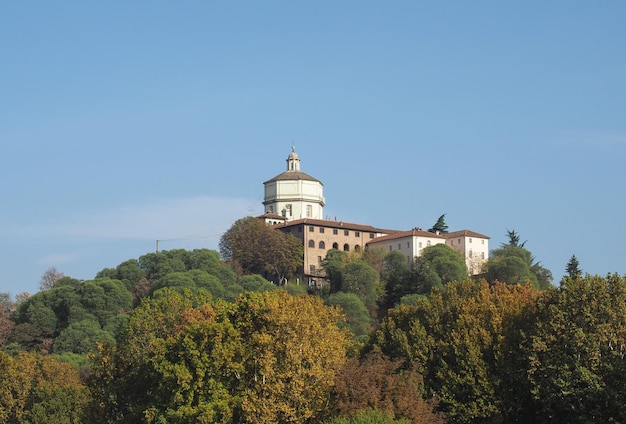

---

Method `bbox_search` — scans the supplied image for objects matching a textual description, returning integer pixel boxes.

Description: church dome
[263,147,323,184]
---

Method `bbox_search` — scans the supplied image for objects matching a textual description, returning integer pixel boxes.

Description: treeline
[0,238,625,422]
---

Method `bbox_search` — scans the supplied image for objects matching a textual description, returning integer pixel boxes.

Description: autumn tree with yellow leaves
[89,289,350,423]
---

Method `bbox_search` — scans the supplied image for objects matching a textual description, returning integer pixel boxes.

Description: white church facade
[259,148,490,285]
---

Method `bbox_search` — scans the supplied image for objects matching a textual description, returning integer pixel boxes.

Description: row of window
[306,226,374,238]
[450,238,486,246]
[389,240,433,251]
[307,239,361,252]
[268,204,314,217]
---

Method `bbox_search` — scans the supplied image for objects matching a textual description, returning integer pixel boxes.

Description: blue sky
[2,2,625,296]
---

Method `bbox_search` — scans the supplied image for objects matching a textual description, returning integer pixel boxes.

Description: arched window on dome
[308,240,315,248]
[319,241,325,249]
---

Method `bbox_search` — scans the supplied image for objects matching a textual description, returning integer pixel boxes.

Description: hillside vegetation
[1,237,625,423]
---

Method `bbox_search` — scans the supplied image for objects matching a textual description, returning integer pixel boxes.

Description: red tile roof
[444,229,491,239]
[367,228,447,243]
[275,218,397,234]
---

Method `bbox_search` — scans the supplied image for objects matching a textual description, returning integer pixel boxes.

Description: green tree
[53,320,115,355]
[369,279,541,424]
[380,250,410,309]
[564,254,582,279]
[485,230,552,289]
[138,250,187,282]
[96,259,145,292]
[325,409,412,424]
[326,292,371,340]
[238,274,277,293]
[428,214,448,234]
[405,244,468,296]
[219,217,303,283]
[527,274,626,423]
[341,261,380,316]
[322,249,349,293]
[0,293,15,348]
[505,229,526,247]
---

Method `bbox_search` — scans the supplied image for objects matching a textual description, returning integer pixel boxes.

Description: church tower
[263,147,325,221]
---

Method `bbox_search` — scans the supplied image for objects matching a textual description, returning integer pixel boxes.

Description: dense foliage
[219,216,303,283]
[369,276,626,423]
[2,225,626,423]
[89,289,351,423]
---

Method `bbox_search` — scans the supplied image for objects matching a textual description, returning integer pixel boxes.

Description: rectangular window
[309,226,314,232]
[482,239,485,245]
[469,238,473,243]
[310,265,316,272]
[333,229,338,235]
[344,230,349,236]
[319,227,325,233]
[318,256,322,263]
[481,252,485,259]
[369,233,374,239]
[419,242,422,248]
[398,244,401,250]
[389,246,392,251]
[355,231,360,237]
[407,242,410,248]
[306,205,312,217]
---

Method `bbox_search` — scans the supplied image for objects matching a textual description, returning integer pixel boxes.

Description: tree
[361,247,387,274]
[418,244,467,285]
[369,279,542,424]
[380,250,410,310]
[89,289,350,423]
[428,214,448,234]
[485,230,552,289]
[53,320,115,355]
[40,267,65,291]
[504,229,526,248]
[325,409,412,424]
[405,244,468,296]
[565,254,582,279]
[526,274,626,423]
[341,261,380,316]
[322,249,349,293]
[0,351,89,423]
[0,293,15,348]
[326,292,371,340]
[332,349,443,424]
[219,217,303,283]
[234,291,350,423]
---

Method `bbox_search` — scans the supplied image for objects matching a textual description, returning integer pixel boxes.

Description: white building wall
[264,179,325,220]
[369,235,446,265]
[446,235,489,275]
